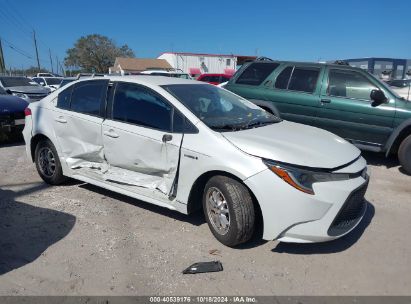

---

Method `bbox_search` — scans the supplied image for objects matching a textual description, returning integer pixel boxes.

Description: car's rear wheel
[35,139,67,185]
[203,175,255,247]
[398,134,411,174]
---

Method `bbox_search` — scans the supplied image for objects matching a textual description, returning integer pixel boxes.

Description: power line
[0,4,56,69]
[5,0,34,31]
[1,38,33,59]
[0,8,33,42]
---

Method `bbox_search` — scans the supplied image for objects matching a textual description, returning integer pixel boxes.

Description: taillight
[24,108,32,116]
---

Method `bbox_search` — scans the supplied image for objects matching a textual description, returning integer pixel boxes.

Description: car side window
[172,110,198,134]
[112,83,172,132]
[235,62,280,86]
[328,69,377,100]
[274,66,293,89]
[56,85,73,110]
[70,81,107,116]
[288,68,320,93]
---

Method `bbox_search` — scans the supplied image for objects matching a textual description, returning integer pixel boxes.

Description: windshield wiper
[210,123,244,131]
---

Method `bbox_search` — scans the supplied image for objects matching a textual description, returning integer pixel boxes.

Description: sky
[0,0,410,71]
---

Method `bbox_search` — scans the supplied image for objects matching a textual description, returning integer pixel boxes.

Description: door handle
[321,99,331,104]
[55,116,67,123]
[162,134,173,142]
[103,129,119,138]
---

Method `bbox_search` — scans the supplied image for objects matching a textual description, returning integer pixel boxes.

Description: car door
[52,79,109,168]
[102,81,183,197]
[316,68,395,149]
[263,65,323,126]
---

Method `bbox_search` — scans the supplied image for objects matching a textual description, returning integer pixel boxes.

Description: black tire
[34,139,67,185]
[202,175,255,247]
[398,134,411,174]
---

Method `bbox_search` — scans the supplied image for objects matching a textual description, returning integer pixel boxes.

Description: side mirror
[370,89,387,107]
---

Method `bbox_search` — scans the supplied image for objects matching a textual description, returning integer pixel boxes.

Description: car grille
[26,93,48,101]
[328,180,368,236]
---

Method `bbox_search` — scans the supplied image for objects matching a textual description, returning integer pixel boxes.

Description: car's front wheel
[398,134,411,174]
[202,176,255,247]
[35,139,67,185]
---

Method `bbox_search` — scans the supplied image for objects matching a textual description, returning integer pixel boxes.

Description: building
[157,52,257,77]
[341,57,411,80]
[109,57,173,75]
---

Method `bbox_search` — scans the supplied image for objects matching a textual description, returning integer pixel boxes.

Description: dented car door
[53,79,109,168]
[102,82,182,195]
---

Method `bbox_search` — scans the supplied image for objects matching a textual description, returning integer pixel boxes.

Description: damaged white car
[23,76,369,246]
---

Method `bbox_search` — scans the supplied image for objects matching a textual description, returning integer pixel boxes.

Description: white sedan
[23,76,369,246]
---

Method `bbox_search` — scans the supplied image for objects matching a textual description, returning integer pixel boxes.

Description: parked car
[0,85,28,141]
[224,59,411,174]
[23,76,368,246]
[140,70,192,79]
[32,77,64,92]
[386,79,411,100]
[36,72,59,78]
[197,73,232,85]
[0,76,50,102]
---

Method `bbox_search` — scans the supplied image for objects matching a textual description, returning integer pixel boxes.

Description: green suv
[224,59,411,174]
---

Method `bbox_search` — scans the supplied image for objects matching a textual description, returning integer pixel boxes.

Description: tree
[64,34,135,73]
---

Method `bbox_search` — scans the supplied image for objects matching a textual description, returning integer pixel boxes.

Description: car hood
[222,121,360,169]
[0,95,29,112]
[7,86,49,94]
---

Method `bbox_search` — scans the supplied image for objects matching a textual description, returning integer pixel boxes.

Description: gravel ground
[0,142,410,295]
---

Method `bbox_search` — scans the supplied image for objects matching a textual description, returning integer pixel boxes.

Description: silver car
[0,76,50,102]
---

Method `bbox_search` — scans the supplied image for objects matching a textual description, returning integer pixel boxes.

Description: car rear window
[235,62,279,86]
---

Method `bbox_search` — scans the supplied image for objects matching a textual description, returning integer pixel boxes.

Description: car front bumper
[244,160,369,243]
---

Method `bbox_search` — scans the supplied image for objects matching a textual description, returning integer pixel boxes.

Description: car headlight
[263,159,358,195]
[12,92,29,100]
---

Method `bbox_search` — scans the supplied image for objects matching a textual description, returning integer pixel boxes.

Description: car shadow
[271,201,374,254]
[0,138,25,148]
[361,151,399,168]
[79,183,206,226]
[0,184,76,275]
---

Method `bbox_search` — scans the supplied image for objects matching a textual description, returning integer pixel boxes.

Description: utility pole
[49,48,53,73]
[55,56,58,75]
[33,30,41,71]
[0,38,5,74]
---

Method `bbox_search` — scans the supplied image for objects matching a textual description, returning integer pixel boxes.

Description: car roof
[245,59,368,71]
[83,75,203,86]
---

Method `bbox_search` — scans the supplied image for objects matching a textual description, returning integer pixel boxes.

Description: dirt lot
[0,142,410,296]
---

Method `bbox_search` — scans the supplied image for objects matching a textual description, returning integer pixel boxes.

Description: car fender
[384,118,411,156]
[249,99,281,117]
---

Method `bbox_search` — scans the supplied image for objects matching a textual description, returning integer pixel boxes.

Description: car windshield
[163,84,281,132]
[0,77,38,88]
[44,78,63,85]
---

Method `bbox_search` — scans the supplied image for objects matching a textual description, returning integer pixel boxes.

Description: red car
[197,73,232,85]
